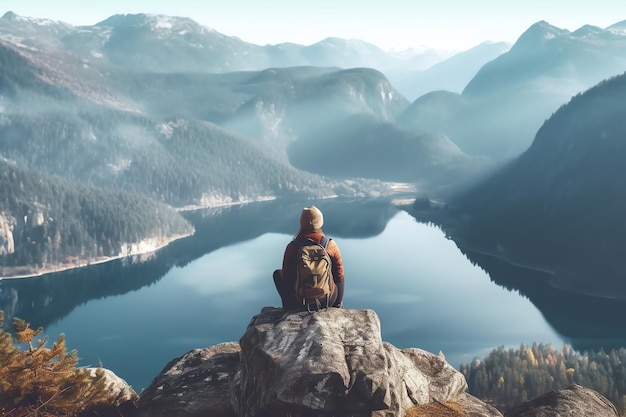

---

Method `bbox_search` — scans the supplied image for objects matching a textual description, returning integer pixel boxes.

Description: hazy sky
[2,0,625,51]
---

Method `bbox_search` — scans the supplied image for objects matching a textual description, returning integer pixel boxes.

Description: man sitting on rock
[273,206,345,310]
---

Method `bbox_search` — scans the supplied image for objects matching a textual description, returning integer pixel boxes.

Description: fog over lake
[0,199,568,391]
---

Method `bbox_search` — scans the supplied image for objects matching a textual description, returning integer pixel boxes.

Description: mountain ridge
[423,71,626,299]
[3,11,625,276]
[398,18,626,160]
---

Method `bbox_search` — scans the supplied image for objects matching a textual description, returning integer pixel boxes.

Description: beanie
[299,206,324,231]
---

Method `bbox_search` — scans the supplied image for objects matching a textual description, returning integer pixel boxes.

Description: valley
[2,9,626,414]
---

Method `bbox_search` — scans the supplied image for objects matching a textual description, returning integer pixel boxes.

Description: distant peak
[95,13,170,27]
[0,11,72,28]
[309,37,383,53]
[607,20,626,35]
[313,37,352,47]
[95,13,215,34]
[1,11,18,20]
[572,24,604,38]
[96,13,154,27]
[511,20,569,49]
[526,20,567,35]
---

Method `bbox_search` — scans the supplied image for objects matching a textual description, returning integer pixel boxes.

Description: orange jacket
[281,230,345,289]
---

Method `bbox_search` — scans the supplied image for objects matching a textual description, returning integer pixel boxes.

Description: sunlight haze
[2,0,625,51]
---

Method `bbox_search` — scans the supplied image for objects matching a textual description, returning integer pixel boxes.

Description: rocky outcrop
[235,307,484,417]
[83,367,139,416]
[137,343,240,417]
[504,384,619,417]
[136,308,620,417]
[138,307,501,417]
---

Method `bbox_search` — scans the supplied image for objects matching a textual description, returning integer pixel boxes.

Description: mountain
[123,66,411,152]
[399,20,626,160]
[1,11,502,101]
[0,10,512,272]
[397,90,472,134]
[421,72,626,299]
[297,37,396,69]
[0,35,413,207]
[84,14,271,73]
[388,41,511,101]
[608,20,626,35]
[0,12,453,77]
[288,113,487,186]
[463,21,626,98]
[0,13,429,273]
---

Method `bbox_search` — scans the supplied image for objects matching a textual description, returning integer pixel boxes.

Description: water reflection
[458,249,626,353]
[0,198,398,328]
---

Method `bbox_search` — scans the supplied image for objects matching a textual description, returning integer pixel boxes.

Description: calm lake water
[0,198,573,391]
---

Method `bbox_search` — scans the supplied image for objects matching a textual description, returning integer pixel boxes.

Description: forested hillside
[0,107,344,207]
[415,71,626,298]
[288,113,485,185]
[0,159,193,276]
[462,344,626,413]
[0,39,415,207]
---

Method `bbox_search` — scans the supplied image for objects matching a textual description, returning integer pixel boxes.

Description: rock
[456,393,504,417]
[504,384,619,417]
[0,213,15,255]
[137,342,240,417]
[235,307,471,417]
[405,393,503,417]
[82,367,139,416]
[136,308,617,417]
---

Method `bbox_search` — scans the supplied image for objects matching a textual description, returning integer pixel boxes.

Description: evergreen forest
[461,343,626,413]
[0,159,193,274]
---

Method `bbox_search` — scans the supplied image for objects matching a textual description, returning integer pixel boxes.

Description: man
[273,206,345,310]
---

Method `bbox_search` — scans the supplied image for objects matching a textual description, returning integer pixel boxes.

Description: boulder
[234,307,478,417]
[83,367,139,416]
[137,342,240,417]
[504,384,619,417]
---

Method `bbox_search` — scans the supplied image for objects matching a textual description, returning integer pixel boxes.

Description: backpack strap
[295,236,331,249]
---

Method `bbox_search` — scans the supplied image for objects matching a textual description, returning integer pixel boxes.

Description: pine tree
[0,311,109,416]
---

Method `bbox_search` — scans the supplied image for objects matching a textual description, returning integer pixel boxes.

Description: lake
[0,198,587,392]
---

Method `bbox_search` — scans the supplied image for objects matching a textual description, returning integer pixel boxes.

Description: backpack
[293,236,333,311]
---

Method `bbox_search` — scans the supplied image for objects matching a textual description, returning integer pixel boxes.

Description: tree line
[461,343,626,413]
[0,159,192,270]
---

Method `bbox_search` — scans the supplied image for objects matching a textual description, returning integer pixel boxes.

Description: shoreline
[0,196,274,280]
[1,191,415,280]
[445,229,626,302]
[0,231,193,280]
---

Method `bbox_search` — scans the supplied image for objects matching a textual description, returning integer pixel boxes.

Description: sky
[2,0,625,52]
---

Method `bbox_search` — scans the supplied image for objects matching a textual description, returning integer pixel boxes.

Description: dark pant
[273,269,342,311]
